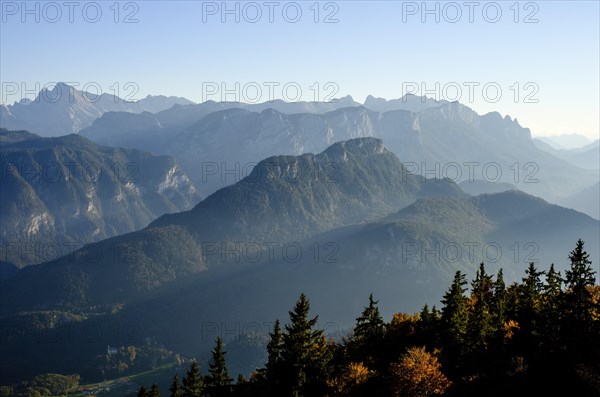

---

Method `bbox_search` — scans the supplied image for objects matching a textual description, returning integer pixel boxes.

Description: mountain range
[82,101,598,211]
[7,83,596,216]
[0,83,193,137]
[0,129,200,267]
[559,181,600,220]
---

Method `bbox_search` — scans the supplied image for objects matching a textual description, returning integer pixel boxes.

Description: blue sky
[1,0,599,138]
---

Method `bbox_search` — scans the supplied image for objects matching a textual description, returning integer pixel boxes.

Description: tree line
[138,239,600,396]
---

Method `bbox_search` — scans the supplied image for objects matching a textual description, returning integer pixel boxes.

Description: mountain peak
[48,82,73,93]
[321,137,385,159]
[336,95,356,104]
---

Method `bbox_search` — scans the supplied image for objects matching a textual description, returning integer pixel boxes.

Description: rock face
[0,82,194,137]
[0,129,200,267]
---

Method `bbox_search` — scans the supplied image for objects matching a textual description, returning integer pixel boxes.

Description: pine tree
[471,263,494,301]
[492,268,507,327]
[512,262,546,359]
[441,271,468,343]
[169,373,182,397]
[352,293,386,365]
[520,262,545,323]
[420,304,431,323]
[149,383,161,397]
[467,263,494,351]
[354,293,386,342]
[541,264,563,349]
[545,264,562,297]
[280,293,331,395]
[564,239,596,347]
[138,385,148,397]
[265,319,283,382]
[419,304,441,349]
[182,361,204,397]
[205,337,232,395]
[440,271,469,370]
[523,262,545,300]
[236,374,246,384]
[566,239,596,293]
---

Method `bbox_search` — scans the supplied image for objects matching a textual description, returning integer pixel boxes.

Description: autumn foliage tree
[390,346,451,397]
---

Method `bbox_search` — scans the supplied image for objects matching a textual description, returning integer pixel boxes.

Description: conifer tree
[354,293,386,342]
[564,239,596,346]
[566,239,595,293]
[513,262,546,358]
[183,361,204,397]
[138,385,148,397]
[280,293,330,395]
[523,262,545,301]
[440,271,469,370]
[520,262,545,324]
[545,264,563,298]
[352,293,386,365]
[265,319,283,382]
[418,304,441,349]
[169,373,182,397]
[419,304,432,334]
[420,304,431,323]
[471,263,494,301]
[205,337,232,396]
[236,374,246,384]
[468,263,494,351]
[541,264,563,349]
[492,268,507,327]
[149,383,161,397]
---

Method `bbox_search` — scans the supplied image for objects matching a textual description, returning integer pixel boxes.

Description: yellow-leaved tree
[390,346,451,397]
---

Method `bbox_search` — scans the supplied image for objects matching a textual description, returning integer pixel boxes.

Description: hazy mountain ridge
[534,137,599,170]
[458,179,519,195]
[559,181,600,220]
[0,129,200,267]
[82,101,598,209]
[537,133,594,149]
[0,83,194,137]
[364,93,449,113]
